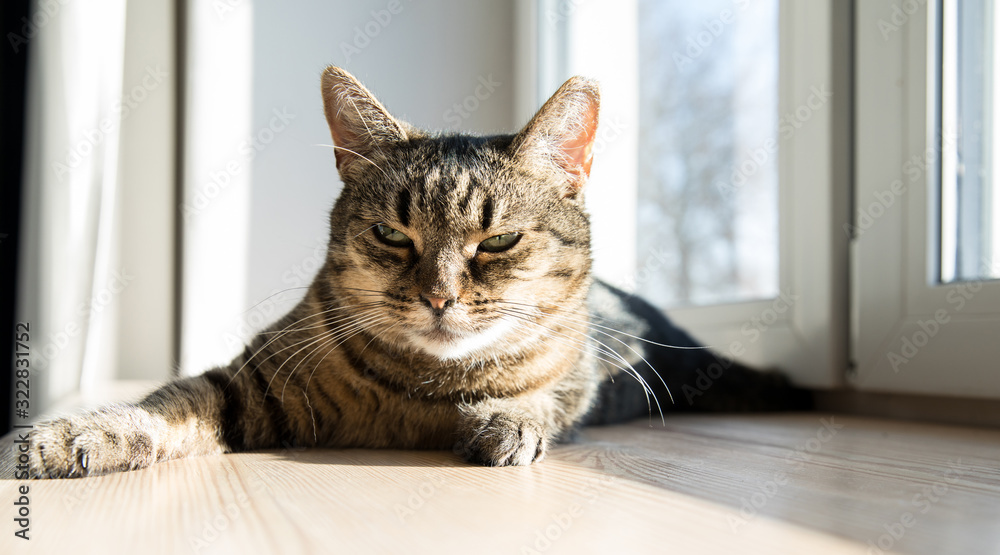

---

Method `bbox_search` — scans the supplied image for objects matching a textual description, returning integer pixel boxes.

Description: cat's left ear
[512,76,600,198]
[321,66,410,173]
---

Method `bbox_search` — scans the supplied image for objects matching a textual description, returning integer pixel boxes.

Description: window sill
[2,390,998,553]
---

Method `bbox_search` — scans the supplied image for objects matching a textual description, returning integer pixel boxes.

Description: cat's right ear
[321,66,408,172]
[512,76,600,199]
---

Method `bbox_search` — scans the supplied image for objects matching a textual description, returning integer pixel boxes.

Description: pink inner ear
[326,116,350,169]
[558,103,600,181]
[328,116,360,170]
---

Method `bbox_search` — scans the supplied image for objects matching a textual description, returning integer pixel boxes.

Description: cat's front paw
[29,410,156,479]
[456,412,547,467]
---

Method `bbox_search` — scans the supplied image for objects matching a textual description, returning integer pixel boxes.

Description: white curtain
[18,0,129,414]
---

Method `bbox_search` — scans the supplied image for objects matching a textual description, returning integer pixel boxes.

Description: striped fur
[28,67,809,478]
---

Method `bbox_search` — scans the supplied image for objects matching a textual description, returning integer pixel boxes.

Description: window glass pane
[940,0,1000,282]
[634,0,780,308]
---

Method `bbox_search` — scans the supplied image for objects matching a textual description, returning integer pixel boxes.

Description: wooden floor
[2,384,999,554]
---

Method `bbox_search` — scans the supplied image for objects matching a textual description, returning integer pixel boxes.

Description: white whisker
[498,302,677,406]
[229,302,385,386]
[271,309,388,403]
[496,308,665,424]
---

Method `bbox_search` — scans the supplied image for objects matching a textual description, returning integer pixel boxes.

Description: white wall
[247,0,517,316]
[181,0,517,374]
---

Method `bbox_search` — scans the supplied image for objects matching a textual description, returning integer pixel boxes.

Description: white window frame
[852,0,1000,398]
[523,0,851,388]
[117,0,177,381]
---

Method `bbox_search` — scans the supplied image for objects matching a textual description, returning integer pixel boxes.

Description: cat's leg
[28,365,280,478]
[454,394,563,467]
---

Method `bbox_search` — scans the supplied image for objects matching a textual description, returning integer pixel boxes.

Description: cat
[27,66,810,478]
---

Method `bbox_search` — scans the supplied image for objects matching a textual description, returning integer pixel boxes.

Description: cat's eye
[478,233,522,253]
[374,224,413,248]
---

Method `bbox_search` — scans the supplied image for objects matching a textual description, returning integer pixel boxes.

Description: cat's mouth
[406,318,517,360]
[421,325,463,342]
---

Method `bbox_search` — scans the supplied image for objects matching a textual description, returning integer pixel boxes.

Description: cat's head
[319,66,599,361]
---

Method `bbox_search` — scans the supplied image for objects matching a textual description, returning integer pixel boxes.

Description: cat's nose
[421,295,454,312]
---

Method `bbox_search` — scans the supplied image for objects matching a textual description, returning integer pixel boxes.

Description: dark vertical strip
[396,188,411,227]
[481,195,494,231]
[843,0,857,372]
[0,0,31,435]
[931,0,945,284]
[171,0,187,378]
[203,368,246,451]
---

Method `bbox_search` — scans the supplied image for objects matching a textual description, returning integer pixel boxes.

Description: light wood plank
[3,389,999,554]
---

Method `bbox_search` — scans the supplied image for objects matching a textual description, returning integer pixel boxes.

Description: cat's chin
[406,319,519,361]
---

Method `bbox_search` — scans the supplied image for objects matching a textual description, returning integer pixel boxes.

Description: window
[635,0,779,308]
[939,0,1000,283]
[529,0,851,388]
[853,0,1000,398]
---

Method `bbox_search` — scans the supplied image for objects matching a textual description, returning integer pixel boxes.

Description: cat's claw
[457,413,547,467]
[29,418,90,478]
[28,412,156,479]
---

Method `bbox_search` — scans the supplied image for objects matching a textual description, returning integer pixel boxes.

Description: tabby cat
[28,67,809,478]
